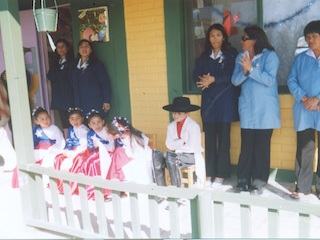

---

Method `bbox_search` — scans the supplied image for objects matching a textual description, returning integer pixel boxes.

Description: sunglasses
[241,36,253,41]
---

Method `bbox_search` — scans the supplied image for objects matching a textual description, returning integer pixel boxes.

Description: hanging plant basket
[33,0,58,32]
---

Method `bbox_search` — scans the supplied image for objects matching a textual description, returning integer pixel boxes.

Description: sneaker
[211,180,223,188]
[206,180,212,188]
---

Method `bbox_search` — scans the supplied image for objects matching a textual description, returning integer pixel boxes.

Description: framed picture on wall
[78,6,109,42]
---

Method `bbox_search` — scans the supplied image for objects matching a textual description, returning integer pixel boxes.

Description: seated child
[54,108,89,193]
[54,108,89,172]
[153,97,205,188]
[106,117,154,185]
[69,109,114,198]
[32,107,65,167]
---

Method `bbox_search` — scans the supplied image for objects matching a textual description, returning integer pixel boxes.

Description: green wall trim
[164,0,184,104]
[165,0,266,97]
[257,0,263,28]
[69,0,131,122]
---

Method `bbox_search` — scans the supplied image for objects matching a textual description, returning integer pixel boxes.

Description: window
[184,0,260,93]
[263,0,320,92]
[165,0,319,98]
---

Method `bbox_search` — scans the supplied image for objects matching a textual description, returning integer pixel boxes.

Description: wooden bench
[145,133,157,149]
[165,165,196,188]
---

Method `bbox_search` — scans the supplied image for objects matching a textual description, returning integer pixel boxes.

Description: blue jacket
[232,49,281,129]
[73,60,111,118]
[193,47,240,123]
[287,49,320,131]
[47,59,74,110]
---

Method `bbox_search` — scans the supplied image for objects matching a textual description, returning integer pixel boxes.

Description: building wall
[188,95,297,171]
[124,0,300,171]
[123,0,169,150]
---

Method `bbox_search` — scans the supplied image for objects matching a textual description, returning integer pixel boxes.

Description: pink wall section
[0,9,48,111]
[0,10,38,73]
[20,10,38,51]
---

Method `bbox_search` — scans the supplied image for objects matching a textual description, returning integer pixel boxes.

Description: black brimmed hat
[163,97,200,112]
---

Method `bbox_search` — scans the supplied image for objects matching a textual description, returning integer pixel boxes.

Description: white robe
[121,134,154,184]
[165,116,205,185]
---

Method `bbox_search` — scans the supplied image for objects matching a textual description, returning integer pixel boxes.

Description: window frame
[183,0,264,94]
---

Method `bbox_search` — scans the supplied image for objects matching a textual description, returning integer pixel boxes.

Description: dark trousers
[204,122,231,178]
[152,150,195,188]
[237,128,273,187]
[295,129,320,194]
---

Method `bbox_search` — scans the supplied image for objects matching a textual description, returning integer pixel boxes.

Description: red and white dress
[69,128,114,199]
[108,134,154,185]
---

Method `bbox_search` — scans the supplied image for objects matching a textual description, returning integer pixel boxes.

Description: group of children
[27,106,156,199]
[14,96,205,200]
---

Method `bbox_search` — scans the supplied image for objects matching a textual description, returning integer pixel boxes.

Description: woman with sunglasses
[193,23,239,188]
[231,26,281,195]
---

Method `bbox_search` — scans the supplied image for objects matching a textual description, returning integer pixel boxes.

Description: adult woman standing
[47,38,75,138]
[193,23,239,188]
[231,26,280,195]
[73,39,111,119]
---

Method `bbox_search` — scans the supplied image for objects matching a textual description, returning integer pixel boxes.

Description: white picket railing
[17,163,320,239]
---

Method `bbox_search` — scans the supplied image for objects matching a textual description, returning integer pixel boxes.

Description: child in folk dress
[69,109,114,198]
[106,116,154,185]
[54,108,89,193]
[54,108,89,172]
[153,97,206,188]
[32,107,65,167]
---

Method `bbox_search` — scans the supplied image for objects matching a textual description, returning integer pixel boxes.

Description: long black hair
[204,23,231,55]
[111,116,145,149]
[85,109,103,125]
[51,38,74,68]
[32,106,49,120]
[244,26,274,55]
[76,39,97,66]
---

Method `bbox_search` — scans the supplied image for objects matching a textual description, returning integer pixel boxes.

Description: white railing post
[197,191,213,237]
[0,0,37,224]
[190,197,199,238]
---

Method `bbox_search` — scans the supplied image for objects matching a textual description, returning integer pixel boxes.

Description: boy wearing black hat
[152,97,205,188]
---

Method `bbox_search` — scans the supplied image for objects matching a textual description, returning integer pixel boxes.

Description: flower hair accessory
[68,108,84,117]
[85,109,100,119]
[68,107,83,113]
[32,106,45,117]
[112,116,130,134]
